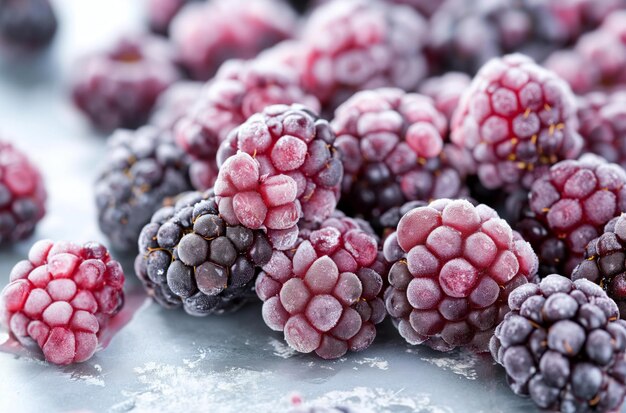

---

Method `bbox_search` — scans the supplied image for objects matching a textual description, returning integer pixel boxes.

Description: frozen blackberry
[1,240,125,365]
[578,91,626,169]
[71,34,180,131]
[300,0,429,109]
[148,81,203,132]
[175,58,320,191]
[383,199,538,352]
[0,0,57,51]
[524,155,626,277]
[490,275,626,413]
[418,72,471,122]
[256,214,386,359]
[171,0,296,81]
[451,54,583,191]
[0,141,46,244]
[573,214,626,318]
[332,88,472,222]
[135,190,273,315]
[95,127,192,252]
[217,104,342,227]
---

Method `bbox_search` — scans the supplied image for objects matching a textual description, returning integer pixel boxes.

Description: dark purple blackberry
[490,275,626,413]
[72,34,180,131]
[95,126,192,252]
[0,0,57,50]
[135,190,273,315]
[573,214,626,318]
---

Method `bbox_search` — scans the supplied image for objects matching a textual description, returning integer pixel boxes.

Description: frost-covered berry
[149,81,203,132]
[1,240,125,365]
[384,199,538,352]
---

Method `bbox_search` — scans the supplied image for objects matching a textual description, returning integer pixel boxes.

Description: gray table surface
[0,1,580,412]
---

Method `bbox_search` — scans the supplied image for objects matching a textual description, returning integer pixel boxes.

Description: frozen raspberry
[451,54,583,191]
[0,240,125,365]
[0,141,46,244]
[299,0,429,110]
[572,214,626,318]
[71,34,180,131]
[148,81,203,132]
[523,155,626,277]
[135,190,272,315]
[332,88,472,222]
[578,91,626,169]
[490,275,626,413]
[383,199,538,352]
[418,72,471,122]
[146,0,194,35]
[256,214,386,359]
[0,0,57,51]
[175,59,320,191]
[95,127,192,251]
[171,0,296,81]
[217,104,342,226]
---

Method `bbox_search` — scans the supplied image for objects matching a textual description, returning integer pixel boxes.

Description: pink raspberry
[216,104,342,225]
[255,214,386,359]
[171,0,296,81]
[332,88,472,223]
[175,59,320,191]
[383,199,538,352]
[299,0,429,109]
[451,54,583,192]
[1,240,125,365]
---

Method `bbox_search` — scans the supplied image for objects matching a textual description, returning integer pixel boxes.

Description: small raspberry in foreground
[490,275,626,413]
[256,213,387,359]
[71,34,180,131]
[451,53,583,192]
[0,141,46,244]
[1,240,125,365]
[384,199,538,352]
[135,190,272,315]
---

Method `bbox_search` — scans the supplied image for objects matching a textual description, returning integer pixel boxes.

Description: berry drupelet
[175,59,320,191]
[299,0,429,110]
[520,155,626,277]
[256,214,386,359]
[171,0,296,81]
[451,53,583,192]
[1,240,125,365]
[71,34,180,131]
[383,199,538,352]
[490,275,626,413]
[0,141,46,243]
[135,190,273,315]
[217,104,342,227]
[0,0,57,51]
[95,126,192,252]
[573,214,626,318]
[332,88,472,223]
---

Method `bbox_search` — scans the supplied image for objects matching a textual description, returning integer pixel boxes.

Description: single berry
[0,0,57,51]
[418,72,471,122]
[217,104,342,227]
[95,127,192,251]
[383,199,538,352]
[332,88,473,223]
[171,0,296,81]
[490,274,626,413]
[256,213,387,359]
[149,81,203,132]
[175,58,320,191]
[0,240,125,365]
[71,34,180,131]
[521,155,626,276]
[299,0,429,109]
[0,141,46,243]
[451,54,583,191]
[573,213,626,318]
[135,190,273,315]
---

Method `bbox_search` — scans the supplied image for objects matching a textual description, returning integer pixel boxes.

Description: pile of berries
[7,2,626,411]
